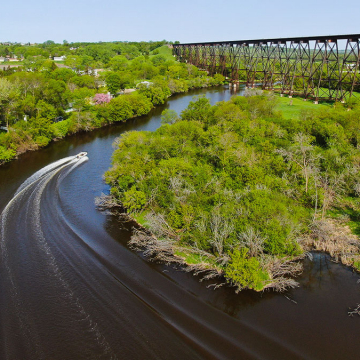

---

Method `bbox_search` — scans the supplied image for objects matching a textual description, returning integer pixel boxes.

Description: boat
[76,152,87,159]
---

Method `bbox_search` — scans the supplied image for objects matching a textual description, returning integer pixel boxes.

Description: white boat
[76,152,87,159]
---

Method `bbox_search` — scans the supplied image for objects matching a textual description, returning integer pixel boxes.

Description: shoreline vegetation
[0,42,225,165]
[102,89,360,293]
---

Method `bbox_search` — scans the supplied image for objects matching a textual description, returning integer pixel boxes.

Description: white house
[53,55,66,61]
[136,81,153,88]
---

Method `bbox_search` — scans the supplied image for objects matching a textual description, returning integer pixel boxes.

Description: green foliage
[181,96,212,122]
[138,84,168,105]
[28,116,54,139]
[0,145,16,163]
[107,95,136,122]
[105,92,360,290]
[51,119,70,138]
[161,109,179,125]
[225,248,269,291]
[126,93,152,116]
[123,187,147,213]
[35,100,57,120]
[354,260,360,271]
[35,135,50,147]
[106,73,122,95]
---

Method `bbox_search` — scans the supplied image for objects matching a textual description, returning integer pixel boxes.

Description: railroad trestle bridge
[173,35,360,102]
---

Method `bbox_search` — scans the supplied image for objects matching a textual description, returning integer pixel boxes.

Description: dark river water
[1,86,360,360]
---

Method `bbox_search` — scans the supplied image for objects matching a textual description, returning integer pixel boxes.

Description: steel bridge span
[173,34,360,102]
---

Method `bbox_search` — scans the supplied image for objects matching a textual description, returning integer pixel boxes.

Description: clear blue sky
[2,0,360,43]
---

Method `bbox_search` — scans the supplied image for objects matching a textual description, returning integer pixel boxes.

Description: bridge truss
[173,35,360,101]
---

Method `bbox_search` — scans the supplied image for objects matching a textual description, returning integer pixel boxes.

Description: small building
[53,55,66,61]
[92,69,105,77]
[136,81,153,88]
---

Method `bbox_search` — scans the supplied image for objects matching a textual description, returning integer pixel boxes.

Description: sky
[2,0,360,44]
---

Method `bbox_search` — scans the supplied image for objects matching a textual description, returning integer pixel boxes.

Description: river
[0,86,360,360]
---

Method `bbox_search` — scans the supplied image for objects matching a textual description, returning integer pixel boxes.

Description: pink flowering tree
[93,93,111,105]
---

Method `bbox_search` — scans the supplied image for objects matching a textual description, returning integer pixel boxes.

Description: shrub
[35,135,50,147]
[122,187,147,213]
[0,145,16,163]
[51,119,70,138]
[225,248,269,291]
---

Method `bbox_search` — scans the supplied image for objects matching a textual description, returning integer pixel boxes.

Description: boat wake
[0,155,309,360]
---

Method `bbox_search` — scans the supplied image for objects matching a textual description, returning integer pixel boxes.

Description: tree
[319,172,345,219]
[28,116,54,143]
[107,96,134,122]
[71,87,94,121]
[64,55,82,71]
[108,55,128,71]
[50,68,75,82]
[43,40,55,46]
[181,96,212,122]
[43,79,66,107]
[225,248,268,291]
[277,133,319,193]
[105,73,121,95]
[93,93,111,105]
[161,109,179,125]
[138,85,167,105]
[40,59,57,73]
[0,78,20,130]
[35,100,57,120]
[209,206,234,256]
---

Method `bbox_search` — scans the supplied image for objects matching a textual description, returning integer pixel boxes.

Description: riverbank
[101,199,360,293]
[0,79,225,166]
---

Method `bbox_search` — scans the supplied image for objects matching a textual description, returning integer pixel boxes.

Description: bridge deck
[174,34,360,46]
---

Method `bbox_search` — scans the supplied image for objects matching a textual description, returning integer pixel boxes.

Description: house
[0,57,6,62]
[53,55,66,61]
[92,68,105,77]
[136,81,153,88]
[75,68,104,77]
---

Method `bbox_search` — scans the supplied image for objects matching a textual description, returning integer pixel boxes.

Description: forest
[0,41,224,164]
[104,90,360,291]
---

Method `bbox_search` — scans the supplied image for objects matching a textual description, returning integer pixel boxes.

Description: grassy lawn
[275,94,331,119]
[150,45,174,61]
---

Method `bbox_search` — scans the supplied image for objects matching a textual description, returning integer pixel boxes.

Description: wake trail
[31,166,117,359]
[15,156,76,195]
[0,155,117,360]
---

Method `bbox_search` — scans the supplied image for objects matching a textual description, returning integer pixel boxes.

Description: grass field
[150,45,175,61]
[275,94,331,119]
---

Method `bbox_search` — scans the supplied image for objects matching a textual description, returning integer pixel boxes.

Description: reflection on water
[1,85,360,360]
